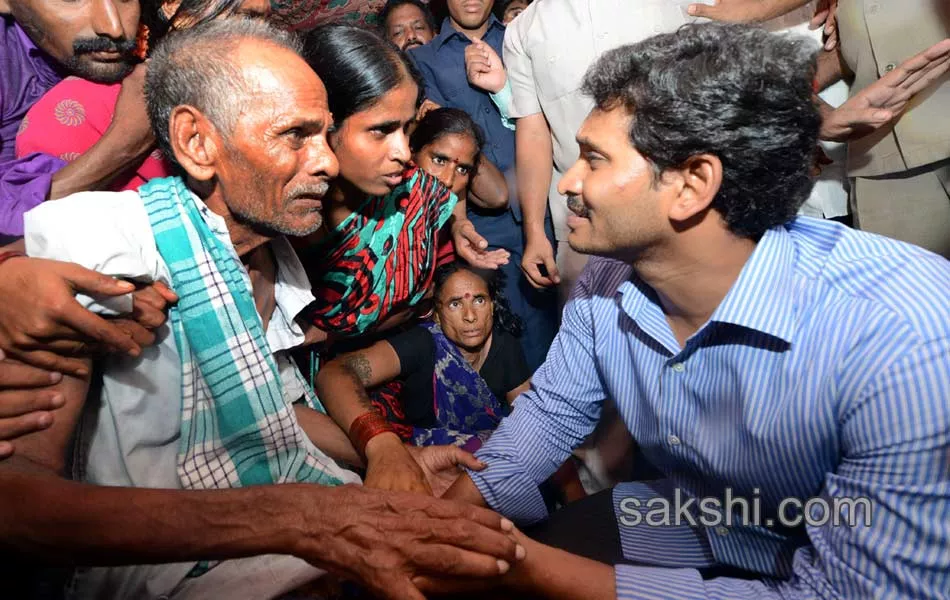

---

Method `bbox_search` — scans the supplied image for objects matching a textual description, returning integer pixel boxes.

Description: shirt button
[671,362,686,373]
[883,63,896,73]
[716,526,729,536]
[667,434,681,446]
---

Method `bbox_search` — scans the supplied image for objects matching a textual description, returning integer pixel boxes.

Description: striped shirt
[471,217,950,599]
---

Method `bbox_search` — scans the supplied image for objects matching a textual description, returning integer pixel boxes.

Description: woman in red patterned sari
[297,25,510,438]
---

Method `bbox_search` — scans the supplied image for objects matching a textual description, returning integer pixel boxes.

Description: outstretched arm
[820,38,950,142]
[468,158,509,210]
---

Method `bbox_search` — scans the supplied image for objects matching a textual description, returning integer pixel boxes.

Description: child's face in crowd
[330,79,419,196]
[413,133,478,197]
[435,270,494,353]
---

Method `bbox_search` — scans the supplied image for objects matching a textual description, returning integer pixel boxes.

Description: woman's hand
[364,433,433,494]
[451,219,510,270]
[406,444,486,498]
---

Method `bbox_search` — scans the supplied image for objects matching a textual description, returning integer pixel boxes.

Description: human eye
[457,165,471,176]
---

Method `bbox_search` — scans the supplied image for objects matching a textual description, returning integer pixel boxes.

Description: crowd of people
[0,0,948,599]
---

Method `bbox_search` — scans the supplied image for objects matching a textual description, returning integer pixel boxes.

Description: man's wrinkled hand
[687,0,774,23]
[294,484,524,600]
[0,354,65,460]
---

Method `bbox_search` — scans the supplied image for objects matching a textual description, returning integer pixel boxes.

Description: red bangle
[0,251,26,269]
[348,411,395,460]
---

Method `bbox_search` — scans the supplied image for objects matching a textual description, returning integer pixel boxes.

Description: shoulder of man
[788,218,950,342]
[23,189,162,283]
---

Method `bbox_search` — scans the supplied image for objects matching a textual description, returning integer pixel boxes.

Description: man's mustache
[287,181,331,200]
[566,195,590,218]
[73,36,137,55]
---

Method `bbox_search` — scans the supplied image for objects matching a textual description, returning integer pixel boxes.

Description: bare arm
[316,343,433,494]
[316,342,403,433]
[293,405,363,467]
[47,135,151,200]
[687,0,812,22]
[468,159,509,210]
[0,358,297,564]
[0,361,521,598]
[516,113,559,288]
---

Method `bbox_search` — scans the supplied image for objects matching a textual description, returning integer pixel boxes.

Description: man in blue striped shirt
[437,22,950,600]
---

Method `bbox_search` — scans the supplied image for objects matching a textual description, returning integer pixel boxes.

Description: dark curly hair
[582,23,820,239]
[410,107,486,170]
[432,262,524,338]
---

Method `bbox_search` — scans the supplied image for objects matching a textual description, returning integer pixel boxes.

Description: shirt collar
[186,185,315,352]
[616,226,799,346]
[434,14,504,48]
[707,226,799,344]
[12,20,63,88]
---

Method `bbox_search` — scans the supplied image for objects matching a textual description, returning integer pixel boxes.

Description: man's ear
[666,154,722,225]
[168,105,219,182]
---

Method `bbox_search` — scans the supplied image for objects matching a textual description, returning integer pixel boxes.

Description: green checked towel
[140,176,345,489]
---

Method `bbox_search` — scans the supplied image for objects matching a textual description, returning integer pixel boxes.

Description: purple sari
[410,322,510,451]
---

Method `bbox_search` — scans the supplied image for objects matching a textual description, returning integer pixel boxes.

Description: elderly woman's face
[435,270,494,352]
[330,80,419,196]
[413,132,478,197]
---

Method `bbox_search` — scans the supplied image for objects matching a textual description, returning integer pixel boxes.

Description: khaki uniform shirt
[837,0,950,177]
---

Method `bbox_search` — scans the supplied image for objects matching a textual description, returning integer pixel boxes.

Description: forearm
[815,47,847,93]
[293,405,362,466]
[515,115,554,240]
[48,129,150,200]
[753,0,814,21]
[0,461,304,565]
[443,472,488,507]
[314,364,378,432]
[469,159,509,210]
[508,537,616,600]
